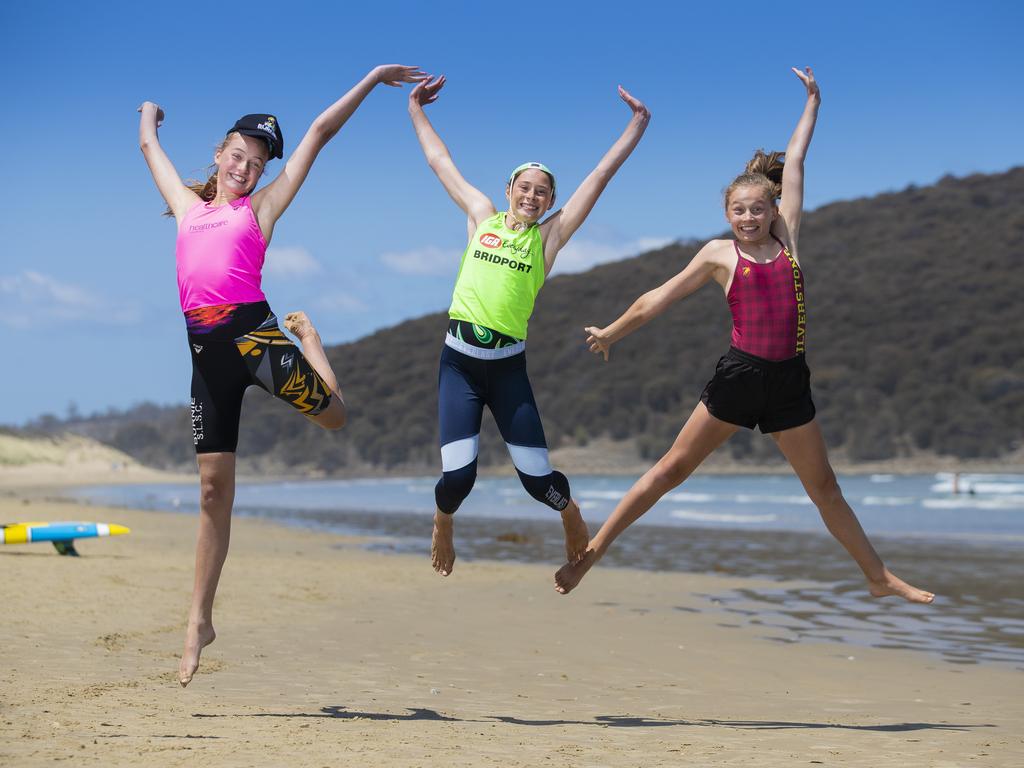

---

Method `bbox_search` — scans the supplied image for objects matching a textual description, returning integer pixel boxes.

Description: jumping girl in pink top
[138,64,424,686]
[554,68,934,605]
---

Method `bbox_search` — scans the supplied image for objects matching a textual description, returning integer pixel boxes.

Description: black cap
[227,114,284,159]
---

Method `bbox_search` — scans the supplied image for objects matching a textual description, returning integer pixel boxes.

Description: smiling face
[505,168,555,224]
[725,185,777,244]
[213,133,270,199]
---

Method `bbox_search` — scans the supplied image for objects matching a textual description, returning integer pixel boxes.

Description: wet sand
[2,487,1022,767]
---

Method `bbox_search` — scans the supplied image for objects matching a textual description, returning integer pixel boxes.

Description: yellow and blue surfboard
[1,521,130,556]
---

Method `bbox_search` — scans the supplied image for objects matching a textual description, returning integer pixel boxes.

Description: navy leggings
[435,344,570,514]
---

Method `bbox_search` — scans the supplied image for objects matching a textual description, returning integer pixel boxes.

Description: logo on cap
[479,233,502,249]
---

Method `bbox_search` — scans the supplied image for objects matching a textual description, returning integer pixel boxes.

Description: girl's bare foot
[179,619,216,687]
[432,509,455,576]
[554,547,599,595]
[561,498,589,563]
[868,569,935,604]
[283,310,317,341]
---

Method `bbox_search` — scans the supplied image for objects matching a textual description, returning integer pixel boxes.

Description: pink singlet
[175,197,267,312]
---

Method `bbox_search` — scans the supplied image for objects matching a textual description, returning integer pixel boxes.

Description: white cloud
[380,245,456,275]
[551,236,675,275]
[0,271,139,328]
[264,246,323,278]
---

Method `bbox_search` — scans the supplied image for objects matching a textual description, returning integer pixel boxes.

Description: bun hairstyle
[724,149,785,207]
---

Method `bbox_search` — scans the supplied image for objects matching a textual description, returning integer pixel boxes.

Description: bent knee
[313,399,346,431]
[808,474,844,508]
[649,455,695,491]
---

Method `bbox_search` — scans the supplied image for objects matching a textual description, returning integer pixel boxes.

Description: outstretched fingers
[617,85,650,121]
[410,74,446,105]
[791,66,819,98]
[377,64,429,87]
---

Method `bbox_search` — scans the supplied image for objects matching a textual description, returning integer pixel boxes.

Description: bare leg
[282,311,347,430]
[180,452,236,687]
[772,420,935,604]
[555,403,738,594]
[561,498,589,563]
[432,508,455,576]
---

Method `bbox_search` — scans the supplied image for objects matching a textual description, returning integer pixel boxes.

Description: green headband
[508,162,556,194]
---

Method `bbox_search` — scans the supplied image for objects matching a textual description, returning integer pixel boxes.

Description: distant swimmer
[407,75,650,576]
[554,68,934,606]
[138,65,425,687]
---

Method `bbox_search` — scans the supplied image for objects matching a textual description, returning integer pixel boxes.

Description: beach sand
[2,481,1022,767]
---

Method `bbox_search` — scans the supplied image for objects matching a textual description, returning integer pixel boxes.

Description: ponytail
[724,149,785,207]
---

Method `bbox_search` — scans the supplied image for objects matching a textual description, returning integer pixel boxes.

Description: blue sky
[2,0,1020,426]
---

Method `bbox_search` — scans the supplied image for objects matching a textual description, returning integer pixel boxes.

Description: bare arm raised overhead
[138,102,201,222]
[252,64,425,243]
[408,75,496,237]
[540,86,650,275]
[774,67,820,251]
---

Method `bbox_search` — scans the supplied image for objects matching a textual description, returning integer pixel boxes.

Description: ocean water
[69,472,1024,667]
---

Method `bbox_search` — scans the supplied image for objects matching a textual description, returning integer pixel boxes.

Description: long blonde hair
[162,135,235,216]
[724,149,785,207]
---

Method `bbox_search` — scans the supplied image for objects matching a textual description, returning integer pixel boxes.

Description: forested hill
[30,168,1024,472]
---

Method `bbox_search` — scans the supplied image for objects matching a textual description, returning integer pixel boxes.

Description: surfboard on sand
[1,521,130,556]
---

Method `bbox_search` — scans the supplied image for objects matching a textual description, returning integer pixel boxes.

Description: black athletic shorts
[700,346,815,434]
[186,301,332,454]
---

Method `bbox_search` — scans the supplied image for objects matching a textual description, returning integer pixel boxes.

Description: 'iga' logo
[479,232,502,249]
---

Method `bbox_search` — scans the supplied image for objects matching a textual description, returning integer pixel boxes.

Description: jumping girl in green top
[408,75,650,577]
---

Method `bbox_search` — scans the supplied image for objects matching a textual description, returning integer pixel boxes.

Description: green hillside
[31,168,1024,473]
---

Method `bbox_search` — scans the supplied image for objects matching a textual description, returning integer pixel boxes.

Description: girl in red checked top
[554,68,934,606]
[138,65,424,687]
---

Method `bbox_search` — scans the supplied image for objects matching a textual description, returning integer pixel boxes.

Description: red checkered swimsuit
[726,234,806,361]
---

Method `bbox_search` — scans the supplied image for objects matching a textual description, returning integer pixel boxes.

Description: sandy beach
[2,470,1022,768]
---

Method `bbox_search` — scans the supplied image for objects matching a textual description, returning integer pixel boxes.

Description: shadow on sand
[193,707,995,732]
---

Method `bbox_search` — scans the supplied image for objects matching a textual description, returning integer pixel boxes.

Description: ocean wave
[922,496,1024,511]
[669,509,778,524]
[863,496,917,506]
[733,494,813,505]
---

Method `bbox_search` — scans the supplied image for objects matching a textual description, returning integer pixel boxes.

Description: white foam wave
[662,491,717,503]
[733,494,813,505]
[870,474,895,483]
[669,509,778,524]
[922,496,1024,511]
[863,496,916,506]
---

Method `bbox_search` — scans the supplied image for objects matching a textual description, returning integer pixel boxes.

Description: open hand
[374,64,428,88]
[585,326,613,361]
[409,75,446,107]
[791,66,820,101]
[618,85,650,125]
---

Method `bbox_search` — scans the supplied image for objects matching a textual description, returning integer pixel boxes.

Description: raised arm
[775,67,820,248]
[252,65,425,241]
[408,76,495,233]
[541,86,650,273]
[138,102,200,222]
[586,242,728,361]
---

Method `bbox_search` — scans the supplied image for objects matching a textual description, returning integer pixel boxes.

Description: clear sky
[1,0,1020,426]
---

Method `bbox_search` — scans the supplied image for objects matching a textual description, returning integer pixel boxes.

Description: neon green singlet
[448,212,545,340]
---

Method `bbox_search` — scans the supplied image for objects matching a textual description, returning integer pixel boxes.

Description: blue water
[72,472,1024,540]
[66,472,1024,667]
